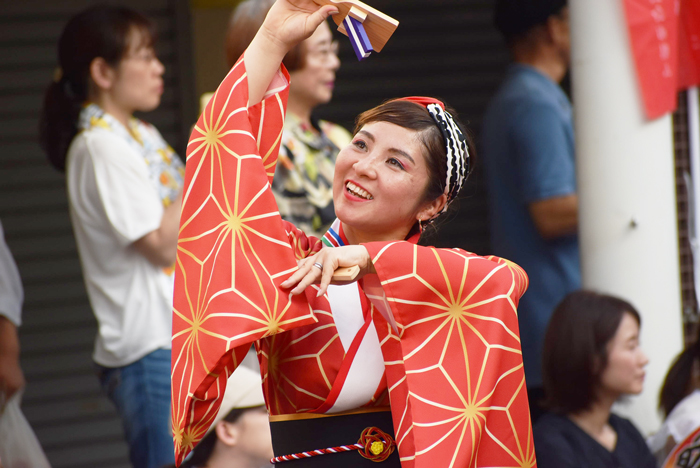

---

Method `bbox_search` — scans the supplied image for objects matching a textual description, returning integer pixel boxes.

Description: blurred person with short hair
[534,290,655,468]
[481,0,579,422]
[39,6,183,467]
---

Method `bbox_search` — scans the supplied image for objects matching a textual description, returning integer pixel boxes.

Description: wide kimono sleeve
[361,241,535,468]
[171,55,318,464]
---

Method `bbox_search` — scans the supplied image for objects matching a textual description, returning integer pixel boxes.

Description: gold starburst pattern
[171,61,316,465]
[363,244,534,467]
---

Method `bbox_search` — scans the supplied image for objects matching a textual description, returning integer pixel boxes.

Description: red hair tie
[396,96,445,110]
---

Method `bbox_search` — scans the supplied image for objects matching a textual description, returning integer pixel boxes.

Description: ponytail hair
[39,5,155,171]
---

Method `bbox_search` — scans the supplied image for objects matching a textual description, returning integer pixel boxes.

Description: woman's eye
[353,140,367,150]
[387,158,405,170]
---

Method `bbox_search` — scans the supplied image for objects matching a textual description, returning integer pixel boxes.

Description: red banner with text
[623,0,679,119]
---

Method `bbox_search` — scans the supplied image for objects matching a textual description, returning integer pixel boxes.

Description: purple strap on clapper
[343,15,373,61]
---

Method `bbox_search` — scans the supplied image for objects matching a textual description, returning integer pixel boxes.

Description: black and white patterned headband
[398,97,470,212]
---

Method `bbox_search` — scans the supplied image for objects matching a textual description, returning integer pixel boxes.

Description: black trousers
[270,410,400,467]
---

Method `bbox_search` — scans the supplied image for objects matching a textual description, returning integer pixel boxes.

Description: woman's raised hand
[281,245,375,297]
[261,0,339,54]
[246,0,338,105]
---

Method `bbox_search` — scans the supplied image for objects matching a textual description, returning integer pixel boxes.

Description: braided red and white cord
[270,427,396,464]
[271,442,364,463]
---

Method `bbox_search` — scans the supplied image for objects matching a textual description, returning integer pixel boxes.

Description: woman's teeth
[346,181,373,200]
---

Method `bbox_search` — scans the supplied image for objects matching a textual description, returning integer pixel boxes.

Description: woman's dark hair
[179,406,250,468]
[542,290,641,414]
[39,5,156,172]
[225,0,306,70]
[354,99,475,215]
[659,333,700,417]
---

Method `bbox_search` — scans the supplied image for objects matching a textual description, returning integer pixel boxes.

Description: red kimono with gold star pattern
[172,55,536,468]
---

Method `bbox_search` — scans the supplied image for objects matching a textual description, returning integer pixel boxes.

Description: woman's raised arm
[246,0,338,104]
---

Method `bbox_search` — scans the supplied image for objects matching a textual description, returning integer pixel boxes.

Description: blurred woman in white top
[39,6,182,467]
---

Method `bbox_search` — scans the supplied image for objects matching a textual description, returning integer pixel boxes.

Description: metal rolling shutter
[0,1,194,466]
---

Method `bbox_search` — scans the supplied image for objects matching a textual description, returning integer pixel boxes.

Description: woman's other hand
[281,245,375,297]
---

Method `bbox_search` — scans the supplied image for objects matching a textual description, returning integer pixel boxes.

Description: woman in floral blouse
[225,0,350,237]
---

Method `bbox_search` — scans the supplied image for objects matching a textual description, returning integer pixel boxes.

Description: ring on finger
[312,262,323,271]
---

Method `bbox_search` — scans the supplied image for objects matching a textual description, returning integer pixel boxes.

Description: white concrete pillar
[570,0,684,434]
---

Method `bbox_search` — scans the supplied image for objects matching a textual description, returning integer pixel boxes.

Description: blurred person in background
[647,331,700,464]
[39,6,183,467]
[172,366,273,468]
[0,219,24,406]
[482,0,578,422]
[224,0,349,237]
[534,290,655,468]
[0,217,51,468]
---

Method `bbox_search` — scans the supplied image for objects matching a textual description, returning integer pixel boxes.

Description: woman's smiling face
[333,121,445,244]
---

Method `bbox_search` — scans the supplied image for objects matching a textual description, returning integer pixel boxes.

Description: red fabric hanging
[170,58,317,465]
[678,0,700,89]
[623,0,679,119]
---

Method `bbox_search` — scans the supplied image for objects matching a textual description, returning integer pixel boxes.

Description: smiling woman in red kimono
[171,1,535,467]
